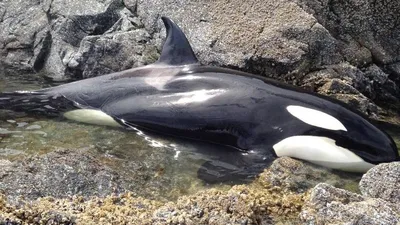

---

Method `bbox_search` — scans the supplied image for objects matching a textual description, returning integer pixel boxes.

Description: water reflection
[0,112,228,199]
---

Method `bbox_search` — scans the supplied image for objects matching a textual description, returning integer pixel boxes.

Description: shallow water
[0,73,241,200]
[0,114,228,198]
[0,73,399,201]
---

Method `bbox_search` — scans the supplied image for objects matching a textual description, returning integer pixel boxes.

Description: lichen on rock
[300,183,400,225]
[0,161,309,224]
[359,162,400,204]
[0,151,399,224]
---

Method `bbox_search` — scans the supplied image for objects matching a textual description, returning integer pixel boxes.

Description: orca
[0,17,398,180]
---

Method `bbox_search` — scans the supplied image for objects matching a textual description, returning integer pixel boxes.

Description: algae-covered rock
[359,162,400,204]
[151,185,306,225]
[1,155,397,224]
[0,168,308,224]
[300,183,400,225]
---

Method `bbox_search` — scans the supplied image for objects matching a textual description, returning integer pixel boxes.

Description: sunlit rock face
[300,183,400,225]
[1,0,399,117]
[359,162,400,204]
[300,162,400,225]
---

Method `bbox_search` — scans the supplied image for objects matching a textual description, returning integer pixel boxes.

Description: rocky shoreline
[0,156,399,224]
[1,0,400,224]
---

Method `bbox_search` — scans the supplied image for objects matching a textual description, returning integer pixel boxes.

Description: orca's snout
[342,124,400,165]
[274,105,399,172]
[373,131,399,163]
[388,140,400,162]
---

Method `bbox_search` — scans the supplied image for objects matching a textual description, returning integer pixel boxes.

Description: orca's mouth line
[303,129,392,164]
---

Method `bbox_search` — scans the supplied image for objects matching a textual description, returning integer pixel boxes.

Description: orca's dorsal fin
[156,17,199,66]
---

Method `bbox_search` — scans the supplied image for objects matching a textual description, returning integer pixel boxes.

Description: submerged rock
[0,149,126,204]
[359,162,400,204]
[259,157,361,193]
[0,145,205,204]
[300,183,400,225]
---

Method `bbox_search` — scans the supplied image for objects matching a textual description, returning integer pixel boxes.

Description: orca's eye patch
[286,105,347,131]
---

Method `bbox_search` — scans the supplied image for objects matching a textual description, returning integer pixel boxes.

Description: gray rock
[42,0,132,80]
[0,0,148,80]
[300,183,400,225]
[69,28,156,78]
[0,143,203,204]
[388,62,400,80]
[136,0,342,79]
[320,79,360,95]
[0,0,50,73]
[364,64,400,110]
[301,63,379,117]
[124,0,138,14]
[259,157,361,194]
[329,93,379,119]
[338,37,372,67]
[49,0,121,17]
[359,162,400,204]
[41,17,87,80]
[296,0,400,65]
[0,148,125,204]
[294,0,400,114]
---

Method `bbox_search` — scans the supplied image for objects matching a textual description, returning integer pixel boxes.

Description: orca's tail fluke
[0,91,54,115]
[0,91,75,116]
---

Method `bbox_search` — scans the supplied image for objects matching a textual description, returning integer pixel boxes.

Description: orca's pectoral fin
[156,16,199,66]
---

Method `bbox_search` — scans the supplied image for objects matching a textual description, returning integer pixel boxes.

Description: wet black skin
[37,63,398,166]
[1,17,398,182]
